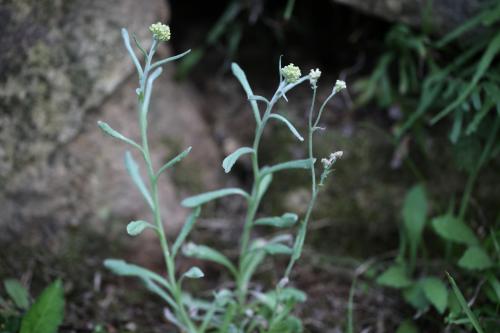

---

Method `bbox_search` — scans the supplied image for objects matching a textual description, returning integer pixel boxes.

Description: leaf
[403,283,429,311]
[396,321,419,333]
[121,28,142,76]
[261,158,313,176]
[268,113,304,141]
[19,280,64,333]
[402,184,427,269]
[182,243,237,276]
[182,267,204,279]
[172,207,201,257]
[156,146,192,178]
[431,32,500,125]
[421,277,448,314]
[431,215,479,245]
[4,279,29,309]
[256,174,273,202]
[104,259,171,291]
[150,49,192,71]
[261,243,293,255]
[181,188,249,208]
[376,265,412,289]
[126,220,154,236]
[124,151,153,209]
[255,213,298,228]
[231,63,261,123]
[458,246,493,270]
[97,121,141,151]
[222,147,254,173]
[446,272,485,333]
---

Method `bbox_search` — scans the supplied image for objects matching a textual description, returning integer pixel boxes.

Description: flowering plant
[98,23,345,332]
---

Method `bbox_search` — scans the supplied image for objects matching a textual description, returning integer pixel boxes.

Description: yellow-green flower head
[149,22,171,42]
[281,63,301,84]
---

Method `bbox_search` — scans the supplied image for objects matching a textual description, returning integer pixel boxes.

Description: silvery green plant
[98,23,345,333]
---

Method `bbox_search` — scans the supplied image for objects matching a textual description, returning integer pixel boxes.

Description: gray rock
[0,0,221,234]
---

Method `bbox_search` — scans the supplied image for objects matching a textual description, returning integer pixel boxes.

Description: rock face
[0,0,221,234]
[332,0,490,34]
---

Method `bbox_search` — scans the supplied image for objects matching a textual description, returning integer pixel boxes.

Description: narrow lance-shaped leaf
[231,63,261,124]
[126,220,156,236]
[157,146,192,178]
[268,113,304,141]
[104,259,172,292]
[141,67,163,123]
[19,280,64,333]
[255,213,298,228]
[4,279,30,310]
[97,121,142,151]
[121,28,143,77]
[402,184,427,271]
[261,243,293,255]
[151,49,192,71]
[222,147,254,173]
[125,151,153,209]
[261,158,314,177]
[182,243,238,277]
[256,174,273,202]
[181,188,249,208]
[446,272,485,333]
[172,206,201,257]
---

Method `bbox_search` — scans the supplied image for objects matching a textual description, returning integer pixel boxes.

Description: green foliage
[1,279,64,333]
[99,25,345,332]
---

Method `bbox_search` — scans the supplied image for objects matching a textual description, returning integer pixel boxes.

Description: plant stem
[139,40,198,333]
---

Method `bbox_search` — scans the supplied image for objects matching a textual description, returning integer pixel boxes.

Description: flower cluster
[309,68,322,88]
[281,63,302,83]
[149,22,171,42]
[321,151,343,169]
[333,80,347,93]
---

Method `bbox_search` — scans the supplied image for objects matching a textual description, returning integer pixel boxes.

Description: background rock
[331,0,490,35]
[0,0,221,236]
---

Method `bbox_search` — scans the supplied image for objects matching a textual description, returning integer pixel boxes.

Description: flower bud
[281,63,301,84]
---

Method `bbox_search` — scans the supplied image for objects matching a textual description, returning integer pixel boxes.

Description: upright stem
[139,39,197,333]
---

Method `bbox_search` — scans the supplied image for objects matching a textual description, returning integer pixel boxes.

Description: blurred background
[1,0,499,332]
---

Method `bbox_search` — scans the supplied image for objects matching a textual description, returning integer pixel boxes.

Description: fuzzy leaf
[268,113,304,141]
[255,213,298,228]
[222,147,254,173]
[421,277,448,314]
[19,280,64,333]
[157,146,192,177]
[256,174,273,202]
[182,267,204,279]
[261,158,313,176]
[97,121,141,150]
[172,207,201,257]
[181,188,249,208]
[182,243,237,276]
[104,259,171,291]
[125,151,153,209]
[377,265,412,289]
[431,215,479,245]
[261,243,293,255]
[4,279,29,309]
[126,220,154,236]
[232,63,261,123]
[458,246,493,270]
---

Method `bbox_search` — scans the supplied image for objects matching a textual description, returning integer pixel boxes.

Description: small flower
[281,63,301,84]
[322,150,343,169]
[309,68,322,88]
[333,80,347,93]
[149,22,171,42]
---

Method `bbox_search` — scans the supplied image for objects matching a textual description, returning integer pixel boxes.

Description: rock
[0,0,222,235]
[331,0,490,35]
